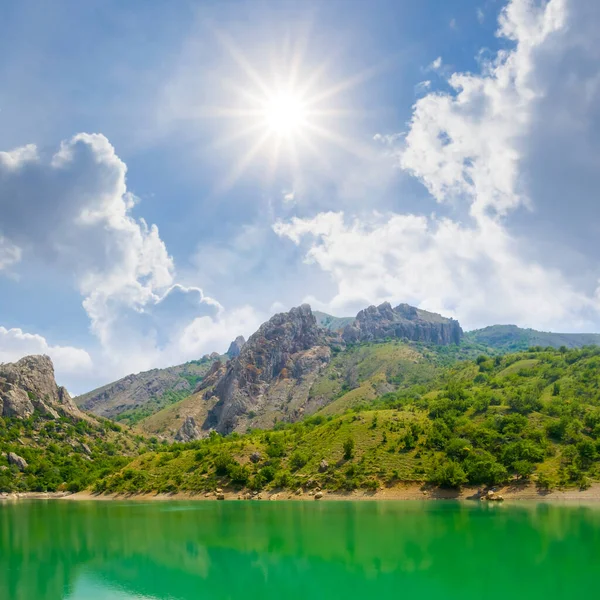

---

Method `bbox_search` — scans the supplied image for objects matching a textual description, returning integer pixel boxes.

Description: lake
[1,500,599,599]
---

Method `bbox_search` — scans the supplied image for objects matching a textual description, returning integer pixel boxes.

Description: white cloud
[0,134,258,390]
[282,190,296,204]
[428,57,443,72]
[275,0,600,333]
[0,327,92,376]
[477,8,485,23]
[274,211,596,330]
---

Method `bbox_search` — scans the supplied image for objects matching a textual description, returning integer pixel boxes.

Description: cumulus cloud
[0,327,92,375]
[275,0,600,332]
[0,134,257,389]
[274,211,596,330]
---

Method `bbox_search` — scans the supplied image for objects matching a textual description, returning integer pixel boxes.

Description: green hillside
[94,345,600,495]
[467,324,600,352]
[0,414,150,493]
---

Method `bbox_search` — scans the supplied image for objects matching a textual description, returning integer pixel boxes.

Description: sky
[1,0,600,394]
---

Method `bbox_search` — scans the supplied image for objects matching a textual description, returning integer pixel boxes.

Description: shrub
[214,452,235,475]
[428,459,467,488]
[289,451,308,471]
[343,437,355,460]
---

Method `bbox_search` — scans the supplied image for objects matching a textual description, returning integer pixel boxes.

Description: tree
[343,437,355,460]
[428,459,467,489]
[513,460,535,480]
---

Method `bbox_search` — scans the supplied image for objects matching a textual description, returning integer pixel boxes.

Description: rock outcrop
[342,302,462,345]
[227,336,246,358]
[202,305,332,434]
[7,452,28,471]
[0,355,88,421]
[174,416,203,442]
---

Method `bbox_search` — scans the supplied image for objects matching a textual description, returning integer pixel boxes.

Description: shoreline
[3,483,600,503]
[47,482,600,503]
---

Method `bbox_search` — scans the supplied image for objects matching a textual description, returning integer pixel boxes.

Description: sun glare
[205,30,378,191]
[263,91,307,137]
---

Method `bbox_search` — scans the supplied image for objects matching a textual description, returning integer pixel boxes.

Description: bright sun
[263,91,308,137]
[205,30,375,190]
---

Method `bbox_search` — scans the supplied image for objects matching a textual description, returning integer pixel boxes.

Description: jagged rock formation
[0,355,88,421]
[174,416,203,442]
[76,359,219,420]
[203,305,332,434]
[227,336,246,358]
[342,302,462,345]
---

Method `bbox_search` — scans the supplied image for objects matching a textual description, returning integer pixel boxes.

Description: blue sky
[1,0,600,393]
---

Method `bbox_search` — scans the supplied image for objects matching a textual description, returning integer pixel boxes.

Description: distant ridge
[467,324,600,351]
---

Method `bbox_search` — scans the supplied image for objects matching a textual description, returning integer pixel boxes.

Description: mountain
[95,345,600,496]
[342,302,462,345]
[75,354,227,425]
[467,324,600,352]
[1,355,88,422]
[201,304,333,434]
[136,302,465,439]
[0,355,147,493]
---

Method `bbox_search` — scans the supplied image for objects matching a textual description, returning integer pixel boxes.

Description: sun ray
[217,130,272,192]
[199,27,375,193]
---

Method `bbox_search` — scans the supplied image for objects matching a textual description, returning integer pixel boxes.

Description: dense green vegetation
[92,346,600,495]
[3,345,600,496]
[0,413,156,493]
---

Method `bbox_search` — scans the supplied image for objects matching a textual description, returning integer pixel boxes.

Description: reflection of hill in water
[1,501,600,600]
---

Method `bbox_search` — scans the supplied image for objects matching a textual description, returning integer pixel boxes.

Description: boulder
[250,451,262,464]
[314,491,323,500]
[175,416,202,442]
[216,493,225,500]
[318,460,329,473]
[8,452,28,471]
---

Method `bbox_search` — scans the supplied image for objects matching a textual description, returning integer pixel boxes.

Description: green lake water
[1,500,599,599]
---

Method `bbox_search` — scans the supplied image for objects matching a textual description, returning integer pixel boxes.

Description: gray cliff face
[342,302,462,345]
[0,355,88,421]
[175,416,203,442]
[226,336,246,358]
[203,305,331,434]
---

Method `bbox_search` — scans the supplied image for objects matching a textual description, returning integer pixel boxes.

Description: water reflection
[1,500,599,599]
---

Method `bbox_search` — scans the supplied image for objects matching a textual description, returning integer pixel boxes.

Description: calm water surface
[1,500,599,599]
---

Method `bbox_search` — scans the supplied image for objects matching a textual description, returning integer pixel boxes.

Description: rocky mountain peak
[203,304,331,434]
[227,335,246,358]
[342,302,462,345]
[0,355,88,421]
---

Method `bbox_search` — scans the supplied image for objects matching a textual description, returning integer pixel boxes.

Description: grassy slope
[467,325,600,352]
[137,339,494,439]
[96,346,600,495]
[135,390,219,439]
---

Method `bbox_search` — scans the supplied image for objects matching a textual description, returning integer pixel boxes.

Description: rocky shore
[60,482,600,503]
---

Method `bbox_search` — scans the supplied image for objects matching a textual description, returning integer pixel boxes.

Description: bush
[343,437,355,460]
[428,459,467,488]
[214,452,235,475]
[289,451,308,471]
